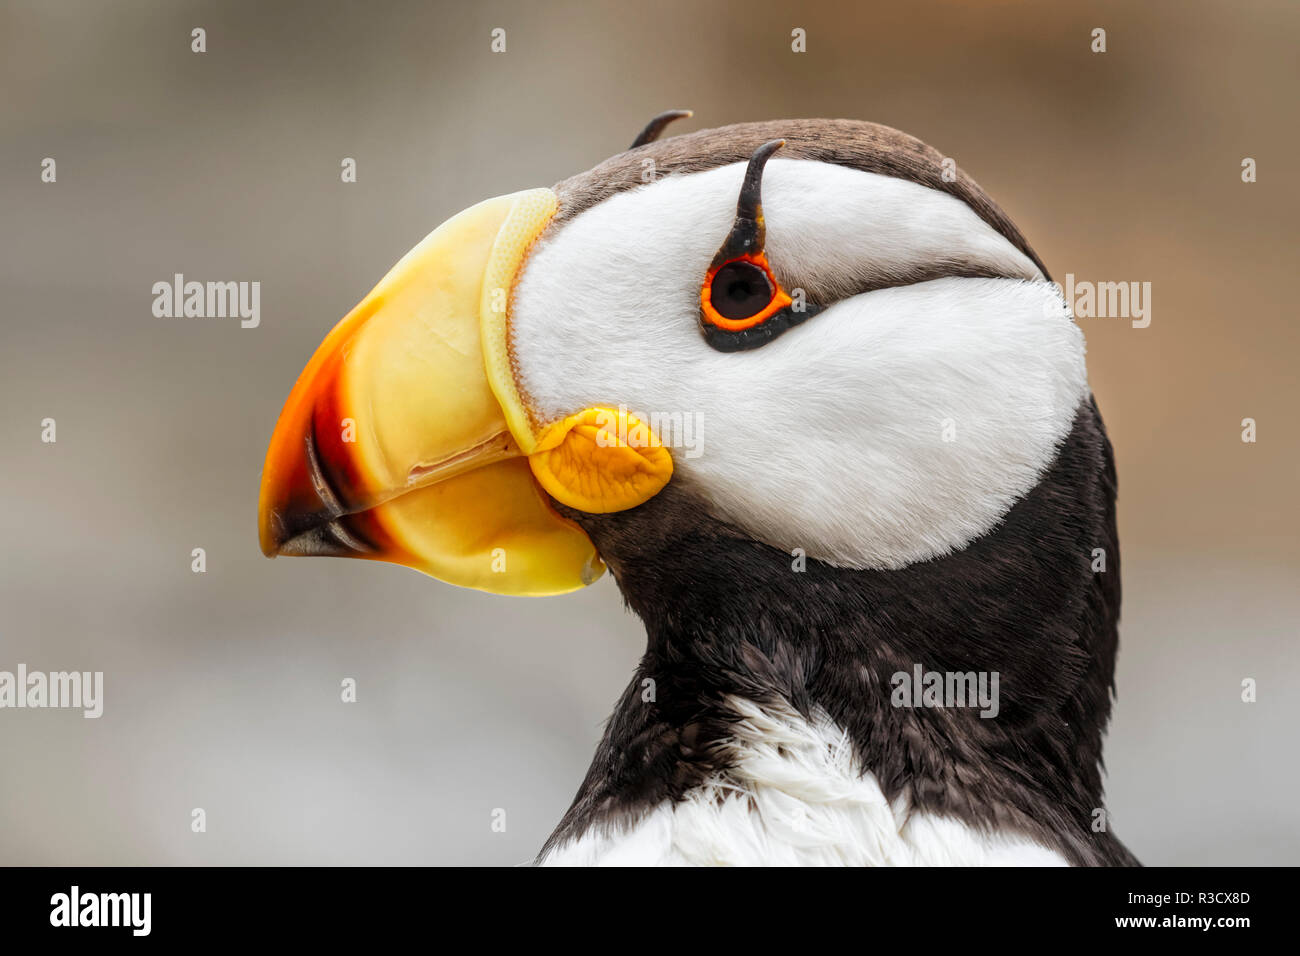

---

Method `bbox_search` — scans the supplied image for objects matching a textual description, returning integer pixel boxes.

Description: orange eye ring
[699,251,794,332]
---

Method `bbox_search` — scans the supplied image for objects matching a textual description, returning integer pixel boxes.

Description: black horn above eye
[712,138,784,266]
[698,138,822,353]
[629,109,694,149]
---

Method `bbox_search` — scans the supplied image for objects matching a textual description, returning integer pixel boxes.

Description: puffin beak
[258,189,604,596]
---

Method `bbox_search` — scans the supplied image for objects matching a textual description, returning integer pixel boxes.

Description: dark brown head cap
[554,118,1049,280]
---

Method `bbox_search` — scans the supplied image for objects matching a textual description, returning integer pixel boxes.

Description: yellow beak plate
[257,189,604,595]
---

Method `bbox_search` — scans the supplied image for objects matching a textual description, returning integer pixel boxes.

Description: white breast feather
[539,698,1069,867]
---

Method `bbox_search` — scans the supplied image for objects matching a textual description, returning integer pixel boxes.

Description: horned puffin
[258,113,1138,867]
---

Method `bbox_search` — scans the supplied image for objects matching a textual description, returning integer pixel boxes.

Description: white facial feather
[511,160,1088,569]
[538,697,1068,867]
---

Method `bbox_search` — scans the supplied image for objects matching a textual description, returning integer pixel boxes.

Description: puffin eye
[710,259,774,319]
[700,253,791,332]
[698,140,820,352]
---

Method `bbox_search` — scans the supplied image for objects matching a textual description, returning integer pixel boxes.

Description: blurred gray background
[1,0,1296,865]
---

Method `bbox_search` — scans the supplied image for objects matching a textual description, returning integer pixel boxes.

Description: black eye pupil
[710,260,774,320]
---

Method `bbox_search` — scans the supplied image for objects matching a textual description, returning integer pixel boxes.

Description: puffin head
[259,115,1087,597]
